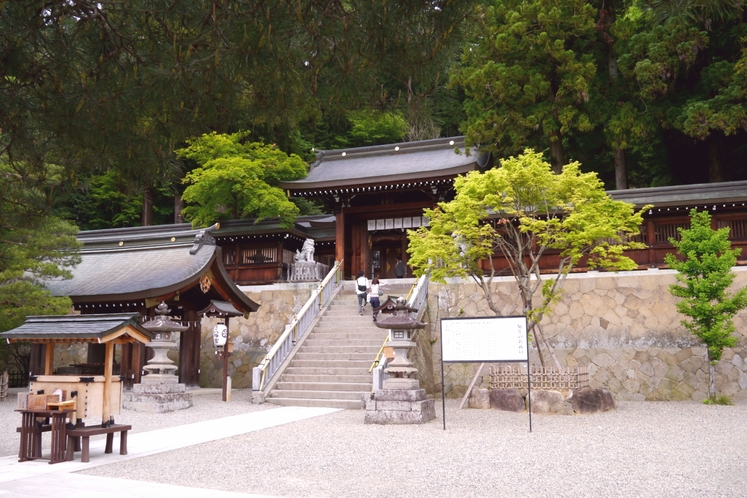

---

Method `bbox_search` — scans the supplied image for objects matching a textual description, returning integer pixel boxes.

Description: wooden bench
[66,424,131,463]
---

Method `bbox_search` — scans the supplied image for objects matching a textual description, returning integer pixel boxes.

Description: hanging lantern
[213,323,228,347]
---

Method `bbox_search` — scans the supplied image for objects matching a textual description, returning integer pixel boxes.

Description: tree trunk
[614,147,628,190]
[708,135,724,183]
[708,353,716,399]
[549,132,564,173]
[174,186,184,224]
[141,185,153,226]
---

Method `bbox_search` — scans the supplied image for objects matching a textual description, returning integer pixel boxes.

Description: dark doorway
[371,232,407,279]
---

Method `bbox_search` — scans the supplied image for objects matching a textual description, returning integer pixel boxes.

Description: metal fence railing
[252,260,343,393]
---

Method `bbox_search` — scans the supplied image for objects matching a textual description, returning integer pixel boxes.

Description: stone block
[569,387,615,414]
[527,390,570,415]
[468,388,490,409]
[489,388,525,412]
[374,389,427,401]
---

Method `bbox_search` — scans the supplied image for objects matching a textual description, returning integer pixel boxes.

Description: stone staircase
[265,284,411,409]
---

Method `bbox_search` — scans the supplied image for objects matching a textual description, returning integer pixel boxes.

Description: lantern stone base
[364,388,435,425]
[123,382,193,413]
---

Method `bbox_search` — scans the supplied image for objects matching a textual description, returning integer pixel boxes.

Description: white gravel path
[3,391,747,497]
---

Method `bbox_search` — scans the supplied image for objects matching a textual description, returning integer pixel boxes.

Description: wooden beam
[44,344,54,375]
[102,341,114,424]
[335,207,345,264]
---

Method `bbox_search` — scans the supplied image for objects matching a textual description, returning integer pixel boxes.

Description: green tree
[407,149,648,367]
[178,132,308,228]
[0,157,80,376]
[616,2,747,184]
[664,209,747,400]
[1,1,476,226]
[451,0,598,172]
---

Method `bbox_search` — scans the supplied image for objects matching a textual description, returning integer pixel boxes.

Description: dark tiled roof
[0,313,152,343]
[44,244,216,300]
[280,136,488,191]
[46,224,259,312]
[214,215,335,242]
[609,180,747,209]
[198,301,244,317]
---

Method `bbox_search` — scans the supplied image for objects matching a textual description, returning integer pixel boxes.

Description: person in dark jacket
[395,256,406,278]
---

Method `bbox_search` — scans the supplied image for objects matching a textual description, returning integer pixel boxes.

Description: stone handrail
[252,261,343,393]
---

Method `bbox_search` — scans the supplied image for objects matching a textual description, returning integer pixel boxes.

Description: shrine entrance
[370,232,408,279]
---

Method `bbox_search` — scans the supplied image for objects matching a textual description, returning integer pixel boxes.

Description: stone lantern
[123,302,193,412]
[364,297,435,424]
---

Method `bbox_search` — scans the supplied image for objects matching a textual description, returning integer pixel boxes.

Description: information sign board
[441,316,528,363]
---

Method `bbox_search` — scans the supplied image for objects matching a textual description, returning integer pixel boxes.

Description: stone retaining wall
[198,282,317,388]
[428,268,747,401]
[39,267,747,401]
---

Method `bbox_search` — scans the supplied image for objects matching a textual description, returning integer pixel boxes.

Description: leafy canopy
[451,0,597,169]
[178,132,308,228]
[408,150,647,366]
[0,159,80,333]
[664,209,747,365]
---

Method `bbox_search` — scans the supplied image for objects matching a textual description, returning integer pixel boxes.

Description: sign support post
[440,315,531,432]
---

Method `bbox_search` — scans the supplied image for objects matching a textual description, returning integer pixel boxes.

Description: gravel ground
[4,391,747,497]
[0,389,271,458]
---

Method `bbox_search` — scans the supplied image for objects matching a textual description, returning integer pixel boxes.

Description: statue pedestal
[123,382,193,413]
[364,389,435,425]
[122,334,193,413]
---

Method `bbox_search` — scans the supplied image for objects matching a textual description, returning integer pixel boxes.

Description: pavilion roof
[0,313,153,344]
[608,180,747,211]
[280,136,489,196]
[45,224,259,313]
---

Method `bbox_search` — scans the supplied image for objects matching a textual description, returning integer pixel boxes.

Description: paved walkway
[0,406,340,498]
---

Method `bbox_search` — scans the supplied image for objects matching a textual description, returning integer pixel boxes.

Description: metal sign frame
[440,315,532,432]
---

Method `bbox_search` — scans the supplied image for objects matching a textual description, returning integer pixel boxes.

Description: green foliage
[0,0,475,184]
[702,394,734,405]
[408,149,648,335]
[451,0,598,169]
[664,209,747,366]
[178,132,308,228]
[346,110,409,147]
[0,158,80,333]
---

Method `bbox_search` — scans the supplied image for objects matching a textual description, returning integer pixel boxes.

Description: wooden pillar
[178,310,201,387]
[102,341,114,424]
[44,344,54,375]
[335,207,345,264]
[646,219,656,266]
[222,317,230,402]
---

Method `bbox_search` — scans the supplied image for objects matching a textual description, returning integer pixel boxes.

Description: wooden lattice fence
[490,365,589,392]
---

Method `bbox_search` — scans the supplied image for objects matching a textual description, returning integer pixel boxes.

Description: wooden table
[16,409,74,464]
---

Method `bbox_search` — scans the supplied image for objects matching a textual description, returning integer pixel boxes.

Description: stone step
[291,359,372,368]
[303,332,386,348]
[299,345,381,353]
[280,374,372,383]
[295,352,376,361]
[265,397,364,409]
[284,366,373,375]
[275,381,371,391]
[268,389,366,401]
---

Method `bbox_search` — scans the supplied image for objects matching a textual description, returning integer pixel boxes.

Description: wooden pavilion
[1,313,152,422]
[41,224,259,389]
[280,136,491,278]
